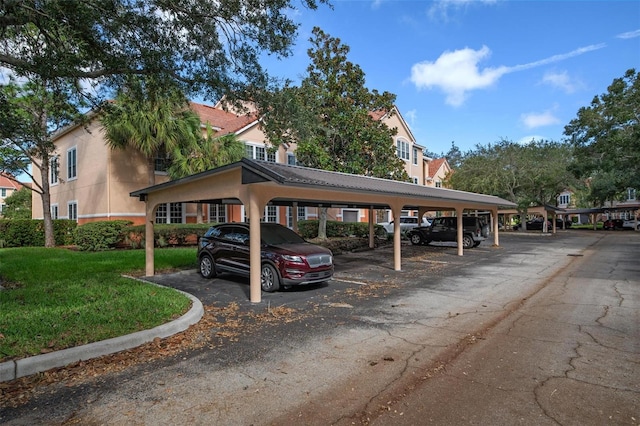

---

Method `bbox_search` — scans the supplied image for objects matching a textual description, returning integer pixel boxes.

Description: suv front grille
[307,253,332,268]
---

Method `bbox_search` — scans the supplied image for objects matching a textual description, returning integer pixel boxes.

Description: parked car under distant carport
[603,219,625,230]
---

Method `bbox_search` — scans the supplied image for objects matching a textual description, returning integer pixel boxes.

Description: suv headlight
[282,254,304,263]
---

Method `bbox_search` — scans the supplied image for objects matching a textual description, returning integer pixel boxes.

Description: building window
[67,147,77,180]
[412,176,419,184]
[559,194,570,205]
[246,143,276,162]
[287,206,306,228]
[50,156,59,185]
[209,204,227,223]
[0,188,6,197]
[627,188,636,201]
[263,205,277,222]
[51,204,59,219]
[154,147,170,172]
[435,181,442,188]
[68,201,78,221]
[155,203,183,224]
[287,153,297,165]
[413,147,418,165]
[0,203,5,215]
[396,139,410,161]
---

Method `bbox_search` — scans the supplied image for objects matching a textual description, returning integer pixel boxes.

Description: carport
[131,158,516,303]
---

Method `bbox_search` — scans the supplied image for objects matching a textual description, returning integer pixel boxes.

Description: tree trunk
[196,203,203,224]
[317,207,328,240]
[40,156,55,247]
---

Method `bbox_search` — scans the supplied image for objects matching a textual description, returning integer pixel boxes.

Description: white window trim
[67,146,78,181]
[245,142,277,163]
[50,155,59,186]
[51,203,59,219]
[68,200,78,222]
[396,139,410,161]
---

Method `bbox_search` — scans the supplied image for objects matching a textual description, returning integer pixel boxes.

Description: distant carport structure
[131,158,516,303]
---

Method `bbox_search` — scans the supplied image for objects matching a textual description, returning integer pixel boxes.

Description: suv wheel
[410,232,423,245]
[199,254,216,279]
[462,234,474,249]
[261,264,281,292]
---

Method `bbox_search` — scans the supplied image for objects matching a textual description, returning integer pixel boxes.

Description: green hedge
[298,220,387,239]
[124,223,212,249]
[74,220,133,251]
[0,219,76,248]
[0,219,387,250]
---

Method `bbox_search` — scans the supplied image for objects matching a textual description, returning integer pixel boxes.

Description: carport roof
[131,158,516,210]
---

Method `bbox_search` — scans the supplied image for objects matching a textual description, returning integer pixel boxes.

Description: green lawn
[0,247,197,361]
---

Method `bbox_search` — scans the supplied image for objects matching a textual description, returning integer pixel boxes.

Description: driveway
[2,232,637,425]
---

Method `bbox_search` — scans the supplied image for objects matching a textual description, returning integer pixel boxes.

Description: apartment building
[32,102,430,227]
[0,173,24,217]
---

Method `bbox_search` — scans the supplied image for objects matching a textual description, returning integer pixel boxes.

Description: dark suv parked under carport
[197,222,334,292]
[407,216,490,249]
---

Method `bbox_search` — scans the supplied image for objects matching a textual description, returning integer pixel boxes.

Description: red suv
[197,222,334,292]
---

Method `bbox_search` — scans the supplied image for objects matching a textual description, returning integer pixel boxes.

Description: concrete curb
[0,281,204,383]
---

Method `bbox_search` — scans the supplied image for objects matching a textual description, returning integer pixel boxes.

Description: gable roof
[189,102,258,136]
[427,158,448,179]
[131,158,516,210]
[0,173,23,190]
[369,106,420,147]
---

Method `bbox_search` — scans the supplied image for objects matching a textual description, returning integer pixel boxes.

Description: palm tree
[169,128,246,223]
[101,77,200,186]
[168,128,245,177]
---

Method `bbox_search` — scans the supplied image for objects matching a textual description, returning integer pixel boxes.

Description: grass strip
[0,247,197,361]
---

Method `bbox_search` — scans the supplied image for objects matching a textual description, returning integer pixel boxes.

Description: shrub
[74,220,132,251]
[125,223,211,248]
[0,219,76,247]
[298,220,386,239]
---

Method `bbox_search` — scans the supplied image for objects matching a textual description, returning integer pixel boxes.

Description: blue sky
[261,0,640,156]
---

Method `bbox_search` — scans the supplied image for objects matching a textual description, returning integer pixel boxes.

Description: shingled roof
[131,158,515,210]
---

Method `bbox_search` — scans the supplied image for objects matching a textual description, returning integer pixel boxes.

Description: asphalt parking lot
[5,230,637,426]
[143,237,509,307]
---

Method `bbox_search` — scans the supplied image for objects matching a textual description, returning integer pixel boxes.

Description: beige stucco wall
[382,111,424,184]
[33,103,425,227]
[32,120,172,224]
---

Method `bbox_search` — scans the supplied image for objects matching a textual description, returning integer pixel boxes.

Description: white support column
[248,196,263,303]
[145,202,156,276]
[456,208,464,256]
[368,208,375,249]
[390,204,403,271]
[492,208,499,247]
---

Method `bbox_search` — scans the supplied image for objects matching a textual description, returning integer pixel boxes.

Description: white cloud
[541,70,579,94]
[410,46,508,106]
[617,29,640,39]
[428,0,498,21]
[517,135,547,145]
[410,43,605,107]
[405,108,417,126]
[520,110,561,129]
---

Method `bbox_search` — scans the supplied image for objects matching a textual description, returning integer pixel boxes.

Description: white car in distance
[380,216,432,236]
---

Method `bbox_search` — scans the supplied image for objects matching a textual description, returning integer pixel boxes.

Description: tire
[462,234,474,249]
[199,254,216,279]
[261,263,280,292]
[409,232,423,245]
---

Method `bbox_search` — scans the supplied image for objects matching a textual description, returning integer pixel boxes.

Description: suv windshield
[261,224,306,245]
